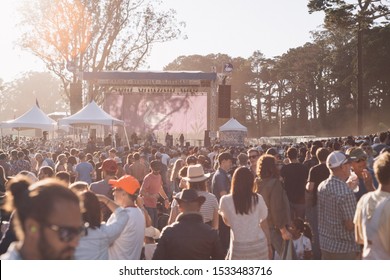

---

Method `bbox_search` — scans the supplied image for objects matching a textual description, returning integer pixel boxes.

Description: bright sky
[0,0,324,82]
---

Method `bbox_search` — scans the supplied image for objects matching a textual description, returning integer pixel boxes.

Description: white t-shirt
[108,207,145,260]
[75,207,129,260]
[354,191,390,259]
[292,234,312,260]
[161,153,170,166]
[219,193,268,242]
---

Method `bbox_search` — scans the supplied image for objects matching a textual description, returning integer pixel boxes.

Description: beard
[38,230,75,260]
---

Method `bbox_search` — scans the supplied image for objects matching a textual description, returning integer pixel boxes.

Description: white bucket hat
[182,164,210,183]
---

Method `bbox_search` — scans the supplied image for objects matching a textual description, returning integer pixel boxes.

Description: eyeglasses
[249,155,259,159]
[44,223,88,243]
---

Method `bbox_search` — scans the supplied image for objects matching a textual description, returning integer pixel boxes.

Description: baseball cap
[347,148,368,161]
[99,159,118,172]
[109,175,140,195]
[186,155,197,165]
[326,151,355,169]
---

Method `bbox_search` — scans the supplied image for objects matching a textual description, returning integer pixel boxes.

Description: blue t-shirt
[75,162,94,184]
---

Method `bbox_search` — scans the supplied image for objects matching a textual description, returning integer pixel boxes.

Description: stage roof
[81,71,217,81]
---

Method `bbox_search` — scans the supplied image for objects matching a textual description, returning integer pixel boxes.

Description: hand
[280,227,292,240]
[95,194,107,203]
[164,199,170,209]
[136,196,145,208]
[362,169,374,191]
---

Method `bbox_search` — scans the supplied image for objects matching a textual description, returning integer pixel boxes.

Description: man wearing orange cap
[108,175,145,259]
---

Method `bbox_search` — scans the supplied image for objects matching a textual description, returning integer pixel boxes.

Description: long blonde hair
[170,158,184,181]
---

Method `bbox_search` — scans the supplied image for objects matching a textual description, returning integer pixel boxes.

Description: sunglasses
[249,155,259,159]
[44,223,88,243]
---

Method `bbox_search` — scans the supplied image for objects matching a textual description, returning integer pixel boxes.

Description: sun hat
[174,188,206,205]
[109,175,140,195]
[182,164,210,183]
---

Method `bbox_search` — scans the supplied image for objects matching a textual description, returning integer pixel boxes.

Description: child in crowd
[289,218,313,260]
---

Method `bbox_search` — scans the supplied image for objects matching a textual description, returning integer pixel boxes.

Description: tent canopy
[0,104,57,131]
[58,101,124,127]
[219,118,247,132]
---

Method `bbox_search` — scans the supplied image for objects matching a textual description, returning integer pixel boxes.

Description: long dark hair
[80,191,102,229]
[231,167,258,215]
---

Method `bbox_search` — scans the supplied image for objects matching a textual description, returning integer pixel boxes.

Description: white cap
[144,226,161,239]
[326,151,355,169]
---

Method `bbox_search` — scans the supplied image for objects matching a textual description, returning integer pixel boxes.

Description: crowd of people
[0,130,389,260]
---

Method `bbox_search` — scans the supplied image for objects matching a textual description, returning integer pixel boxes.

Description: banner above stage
[81,71,217,86]
[108,86,208,95]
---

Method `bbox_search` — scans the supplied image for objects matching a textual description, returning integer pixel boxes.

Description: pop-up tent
[218,118,248,146]
[0,104,57,148]
[0,104,57,131]
[58,101,129,147]
[58,101,124,126]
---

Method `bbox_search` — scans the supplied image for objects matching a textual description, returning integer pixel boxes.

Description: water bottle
[346,171,359,192]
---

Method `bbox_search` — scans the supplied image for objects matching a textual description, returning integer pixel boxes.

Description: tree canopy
[17,0,185,103]
[164,20,390,137]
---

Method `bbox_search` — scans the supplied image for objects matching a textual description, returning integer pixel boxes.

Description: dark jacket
[152,212,224,260]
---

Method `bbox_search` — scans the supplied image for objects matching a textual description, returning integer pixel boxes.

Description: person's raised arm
[159,186,170,209]
[96,194,120,212]
[136,196,152,228]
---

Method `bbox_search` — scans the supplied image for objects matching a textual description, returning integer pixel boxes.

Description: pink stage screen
[104,92,207,139]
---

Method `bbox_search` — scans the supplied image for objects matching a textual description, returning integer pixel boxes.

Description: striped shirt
[318,175,359,253]
[197,191,219,223]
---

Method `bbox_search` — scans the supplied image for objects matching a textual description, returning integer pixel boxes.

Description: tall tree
[18,0,184,104]
[308,0,390,134]
[248,51,267,136]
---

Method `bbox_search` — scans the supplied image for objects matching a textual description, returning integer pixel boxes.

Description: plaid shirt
[318,175,359,253]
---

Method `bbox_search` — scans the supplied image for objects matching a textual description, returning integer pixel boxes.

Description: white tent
[219,118,248,132]
[218,118,247,146]
[58,101,129,147]
[0,104,57,131]
[58,101,124,126]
